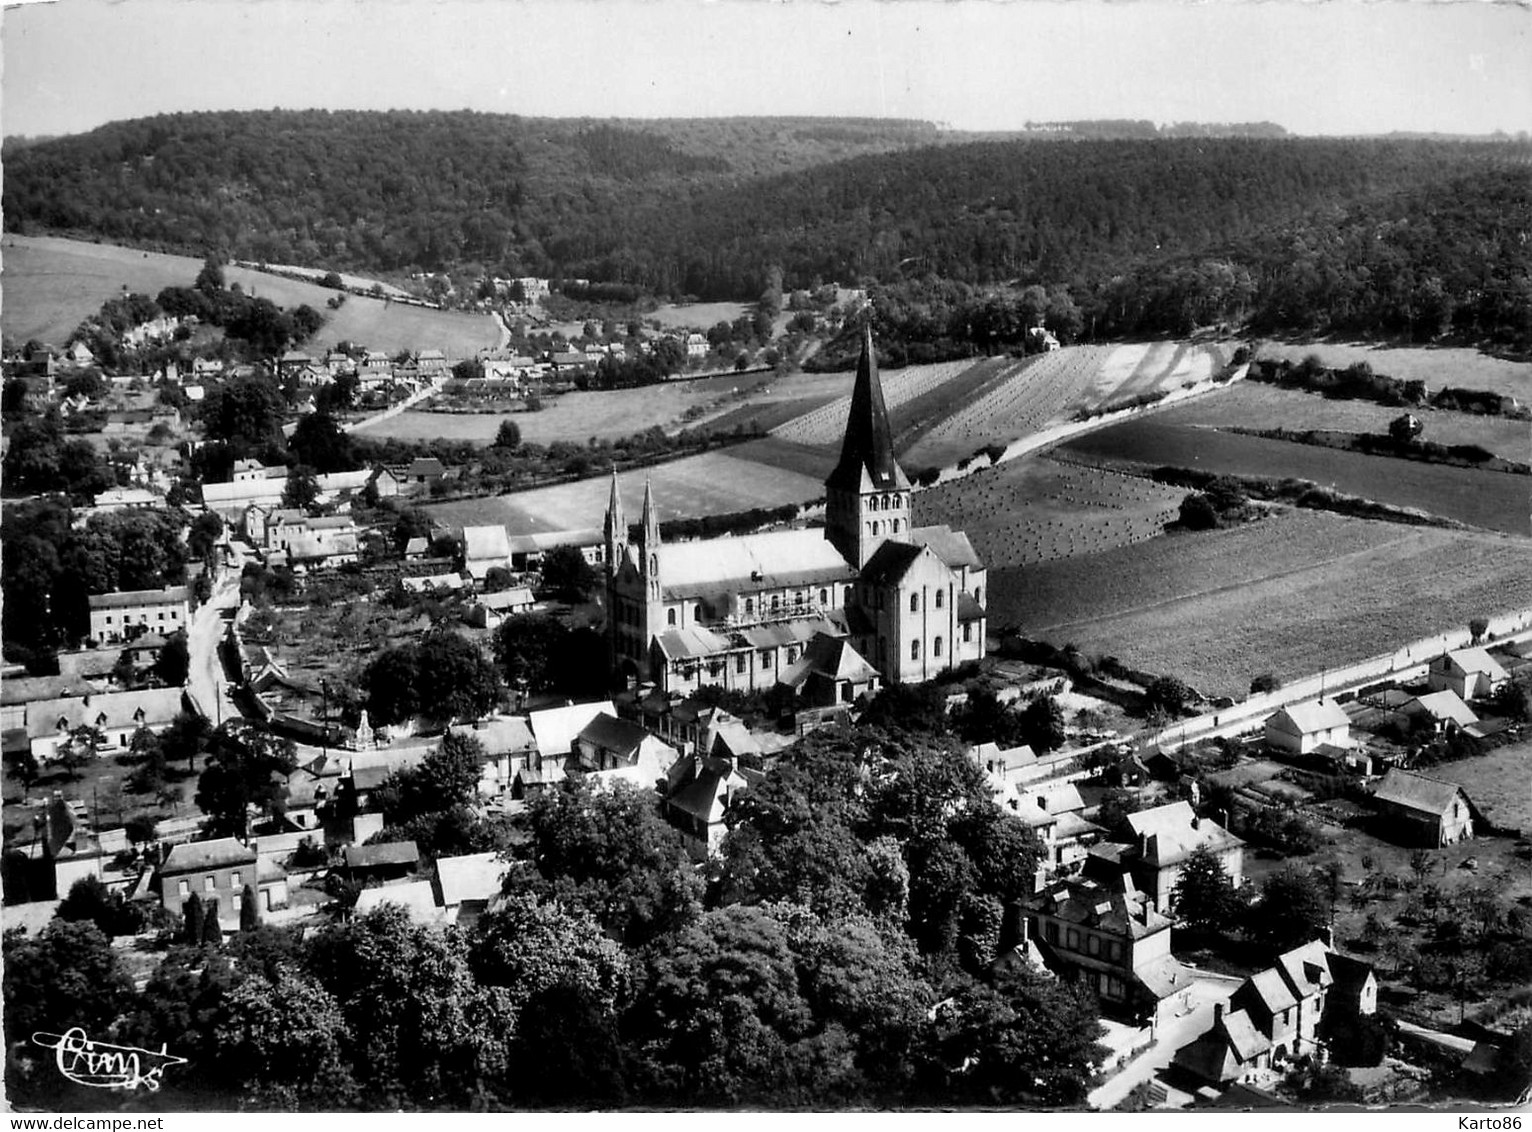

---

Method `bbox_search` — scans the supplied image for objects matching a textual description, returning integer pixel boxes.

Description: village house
[156,837,290,927]
[352,880,450,926]
[462,524,514,580]
[342,841,421,885]
[662,748,760,860]
[1428,647,1509,701]
[573,712,676,784]
[88,586,190,645]
[25,686,188,761]
[1087,800,1244,914]
[1264,699,1351,756]
[203,471,288,520]
[1173,941,1369,1088]
[466,587,536,630]
[1400,690,1480,732]
[1371,768,1482,847]
[505,529,607,571]
[1019,873,1193,1025]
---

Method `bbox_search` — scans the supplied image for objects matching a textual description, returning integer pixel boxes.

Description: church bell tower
[824,324,911,569]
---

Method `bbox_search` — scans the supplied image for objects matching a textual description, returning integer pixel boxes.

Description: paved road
[185,555,244,727]
[1088,972,1242,1110]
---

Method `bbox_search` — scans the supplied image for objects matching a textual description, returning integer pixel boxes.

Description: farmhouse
[88,586,189,645]
[1264,699,1351,756]
[156,837,289,928]
[466,587,536,629]
[505,529,607,570]
[1400,690,1480,731]
[1428,647,1509,701]
[1371,768,1482,847]
[353,880,450,926]
[605,326,986,696]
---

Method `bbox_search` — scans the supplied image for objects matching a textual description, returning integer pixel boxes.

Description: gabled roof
[529,700,616,760]
[1128,800,1243,868]
[826,325,910,493]
[1269,698,1351,735]
[404,537,429,555]
[1328,952,1377,1000]
[1403,690,1479,728]
[448,715,534,757]
[2,675,95,707]
[1373,768,1472,817]
[1441,647,1508,682]
[434,851,509,907]
[1222,1008,1274,1062]
[908,525,983,570]
[353,880,448,925]
[161,837,256,875]
[344,841,420,870]
[577,712,649,757]
[27,687,187,739]
[666,754,752,825]
[858,540,927,588]
[463,525,512,561]
[779,632,879,689]
[477,587,535,611]
[1275,939,1334,1000]
[655,625,735,661]
[655,528,856,598]
[1021,875,1172,940]
[87,586,189,610]
[1243,967,1299,1016]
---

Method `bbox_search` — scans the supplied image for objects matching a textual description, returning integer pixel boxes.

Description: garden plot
[772,359,978,445]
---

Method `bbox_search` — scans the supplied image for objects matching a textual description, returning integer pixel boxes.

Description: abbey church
[604,326,987,705]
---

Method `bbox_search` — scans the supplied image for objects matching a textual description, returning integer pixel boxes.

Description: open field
[1061,419,1530,535]
[1152,382,1532,463]
[1255,340,1532,401]
[423,449,826,536]
[2,234,500,355]
[912,454,1184,568]
[646,301,750,330]
[378,371,780,445]
[989,508,1532,698]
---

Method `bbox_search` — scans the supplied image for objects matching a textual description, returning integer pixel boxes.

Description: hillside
[6,112,1530,347]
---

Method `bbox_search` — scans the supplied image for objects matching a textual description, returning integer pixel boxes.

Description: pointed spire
[603,465,625,541]
[826,324,909,492]
[640,478,660,548]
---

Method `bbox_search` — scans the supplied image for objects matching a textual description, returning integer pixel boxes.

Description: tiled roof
[656,529,856,598]
[463,525,512,561]
[909,525,982,570]
[1373,768,1469,817]
[857,541,926,588]
[353,880,447,924]
[1442,647,1508,681]
[87,586,188,610]
[1222,1008,1274,1062]
[1244,967,1298,1015]
[1403,691,1479,727]
[577,712,649,757]
[434,852,509,907]
[27,687,187,739]
[1270,699,1351,735]
[529,700,616,760]
[161,837,256,874]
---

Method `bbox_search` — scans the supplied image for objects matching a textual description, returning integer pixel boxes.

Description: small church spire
[603,465,625,573]
[640,478,660,549]
[826,323,910,494]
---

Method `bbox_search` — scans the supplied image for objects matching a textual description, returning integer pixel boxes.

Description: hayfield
[1255,340,1532,401]
[988,509,1532,698]
[1060,419,1530,535]
[911,455,1184,569]
[646,301,750,331]
[377,371,778,445]
[1,234,500,355]
[1153,382,1532,463]
[423,449,825,537]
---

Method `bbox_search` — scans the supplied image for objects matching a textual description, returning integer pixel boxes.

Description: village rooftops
[1126,800,1243,867]
[1441,647,1509,681]
[1270,699,1351,734]
[343,841,421,870]
[1024,876,1172,941]
[434,852,510,908]
[528,700,617,761]
[26,687,187,740]
[577,713,651,759]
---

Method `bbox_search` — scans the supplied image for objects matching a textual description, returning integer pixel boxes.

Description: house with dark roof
[1372,768,1482,847]
[574,712,676,784]
[157,837,289,928]
[342,841,421,883]
[662,749,761,860]
[603,326,985,695]
[1018,873,1193,1025]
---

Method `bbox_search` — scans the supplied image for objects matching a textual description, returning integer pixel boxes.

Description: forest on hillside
[6,111,1531,348]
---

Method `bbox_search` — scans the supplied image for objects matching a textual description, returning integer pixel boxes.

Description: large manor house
[605,326,988,704]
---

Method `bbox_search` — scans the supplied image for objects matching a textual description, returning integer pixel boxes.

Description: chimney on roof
[1214,1002,1225,1026]
[1191,815,1201,831]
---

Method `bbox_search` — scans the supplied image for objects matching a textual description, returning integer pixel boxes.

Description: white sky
[2,0,1529,139]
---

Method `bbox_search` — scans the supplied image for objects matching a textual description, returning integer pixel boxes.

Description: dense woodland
[7,111,1531,347]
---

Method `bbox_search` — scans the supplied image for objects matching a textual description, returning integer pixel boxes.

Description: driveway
[185,553,244,727]
[1087,971,1241,1110]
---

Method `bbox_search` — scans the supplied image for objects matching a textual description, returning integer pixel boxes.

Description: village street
[185,552,244,727]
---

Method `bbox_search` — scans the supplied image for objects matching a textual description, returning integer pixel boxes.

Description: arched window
[819,588,828,604]
[974,586,982,605]
[745,597,755,614]
[869,495,879,511]
[935,590,944,609]
[649,554,658,574]
[933,636,944,658]
[844,587,853,605]
[871,521,881,536]
[909,593,919,613]
[891,519,900,534]
[667,609,677,626]
[694,603,703,622]
[771,595,781,611]
[882,493,891,509]
[910,639,921,661]
[795,592,804,607]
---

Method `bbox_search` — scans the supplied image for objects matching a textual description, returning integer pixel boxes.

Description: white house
[88,586,189,645]
[462,525,514,581]
[1428,648,1509,701]
[1264,699,1351,756]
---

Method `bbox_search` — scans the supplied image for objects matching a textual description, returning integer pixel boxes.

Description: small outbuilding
[1371,768,1482,847]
